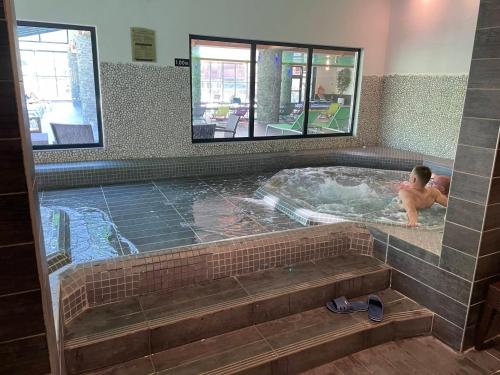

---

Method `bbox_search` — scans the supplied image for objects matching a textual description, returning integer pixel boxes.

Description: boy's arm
[434,189,448,207]
[399,190,418,227]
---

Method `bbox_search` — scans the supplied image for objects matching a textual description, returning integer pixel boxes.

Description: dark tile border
[35,147,426,190]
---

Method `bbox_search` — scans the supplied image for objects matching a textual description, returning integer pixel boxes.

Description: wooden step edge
[64,265,390,349]
[148,265,389,328]
[203,309,432,375]
[64,321,149,349]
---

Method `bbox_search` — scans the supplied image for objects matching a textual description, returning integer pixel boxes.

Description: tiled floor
[40,172,303,266]
[303,336,500,375]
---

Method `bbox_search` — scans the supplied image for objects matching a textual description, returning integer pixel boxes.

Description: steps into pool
[63,255,432,374]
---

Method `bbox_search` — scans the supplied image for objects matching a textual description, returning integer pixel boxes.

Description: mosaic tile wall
[32,63,382,164]
[57,223,372,323]
[379,74,468,159]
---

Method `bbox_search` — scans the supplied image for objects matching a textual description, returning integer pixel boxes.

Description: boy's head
[409,165,432,187]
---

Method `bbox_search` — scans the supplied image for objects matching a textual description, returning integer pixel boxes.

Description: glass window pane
[254,45,308,138]
[36,52,56,76]
[307,48,358,135]
[223,63,235,79]
[200,61,211,80]
[235,64,247,81]
[38,77,58,99]
[20,50,36,76]
[56,77,72,100]
[211,62,222,80]
[54,53,69,76]
[191,39,251,140]
[18,24,102,147]
[40,29,68,43]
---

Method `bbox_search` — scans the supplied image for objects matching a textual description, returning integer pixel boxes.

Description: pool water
[257,166,447,229]
[39,173,303,270]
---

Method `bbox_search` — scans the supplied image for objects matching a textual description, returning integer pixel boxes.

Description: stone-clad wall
[31,62,468,163]
[379,75,468,159]
[33,63,382,164]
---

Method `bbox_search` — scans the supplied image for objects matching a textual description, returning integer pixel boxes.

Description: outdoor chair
[266,111,320,135]
[215,114,240,138]
[308,106,351,133]
[211,106,230,121]
[50,123,95,144]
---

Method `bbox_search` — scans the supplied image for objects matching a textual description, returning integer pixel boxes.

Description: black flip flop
[326,296,368,314]
[368,294,384,322]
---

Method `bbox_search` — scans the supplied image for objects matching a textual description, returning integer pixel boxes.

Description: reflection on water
[41,205,138,265]
[39,175,304,271]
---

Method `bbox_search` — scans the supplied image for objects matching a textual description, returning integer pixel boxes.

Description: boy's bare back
[397,166,448,226]
[399,186,447,210]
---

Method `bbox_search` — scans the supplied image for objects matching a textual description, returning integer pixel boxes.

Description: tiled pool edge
[36,147,439,190]
[57,223,373,325]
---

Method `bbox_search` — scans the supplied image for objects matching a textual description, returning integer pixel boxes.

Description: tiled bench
[35,147,453,190]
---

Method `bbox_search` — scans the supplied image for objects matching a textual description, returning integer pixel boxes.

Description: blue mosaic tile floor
[40,173,303,269]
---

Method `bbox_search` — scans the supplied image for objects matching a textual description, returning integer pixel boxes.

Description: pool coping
[35,146,452,190]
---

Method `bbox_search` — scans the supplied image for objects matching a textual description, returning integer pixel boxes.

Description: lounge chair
[211,106,230,121]
[320,103,340,118]
[309,106,351,133]
[50,123,95,144]
[215,114,240,138]
[265,111,320,135]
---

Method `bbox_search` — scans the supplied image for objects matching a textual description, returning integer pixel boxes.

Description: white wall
[14,0,392,75]
[385,0,479,74]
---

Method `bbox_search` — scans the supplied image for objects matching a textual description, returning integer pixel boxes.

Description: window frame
[189,34,362,144]
[18,21,104,151]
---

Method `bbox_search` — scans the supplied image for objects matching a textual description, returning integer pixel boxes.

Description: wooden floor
[303,336,500,375]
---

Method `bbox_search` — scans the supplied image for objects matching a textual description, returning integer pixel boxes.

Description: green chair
[309,106,351,133]
[265,111,320,135]
[211,106,230,121]
[321,102,340,118]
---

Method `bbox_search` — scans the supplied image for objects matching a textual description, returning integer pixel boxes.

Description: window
[307,49,357,135]
[254,45,308,138]
[17,22,103,149]
[191,39,251,139]
[190,35,361,142]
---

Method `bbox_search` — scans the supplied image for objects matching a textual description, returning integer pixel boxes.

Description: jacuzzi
[256,166,446,229]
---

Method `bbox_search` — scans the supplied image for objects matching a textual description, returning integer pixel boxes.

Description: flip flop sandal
[368,294,384,322]
[326,296,368,314]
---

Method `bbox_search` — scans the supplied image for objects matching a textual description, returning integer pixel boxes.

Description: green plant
[337,68,352,95]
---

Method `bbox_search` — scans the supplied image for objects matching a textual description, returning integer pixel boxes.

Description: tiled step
[64,255,391,374]
[86,289,432,375]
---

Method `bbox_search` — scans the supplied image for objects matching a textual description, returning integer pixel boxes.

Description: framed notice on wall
[131,27,156,62]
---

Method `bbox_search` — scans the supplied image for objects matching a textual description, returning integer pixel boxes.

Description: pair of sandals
[326,295,384,322]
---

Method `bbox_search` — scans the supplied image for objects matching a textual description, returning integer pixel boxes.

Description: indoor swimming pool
[40,166,447,272]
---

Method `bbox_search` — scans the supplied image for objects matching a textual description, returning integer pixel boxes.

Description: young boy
[398,166,448,227]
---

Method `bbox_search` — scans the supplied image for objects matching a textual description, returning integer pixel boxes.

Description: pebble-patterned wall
[379,74,468,159]
[33,63,381,164]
